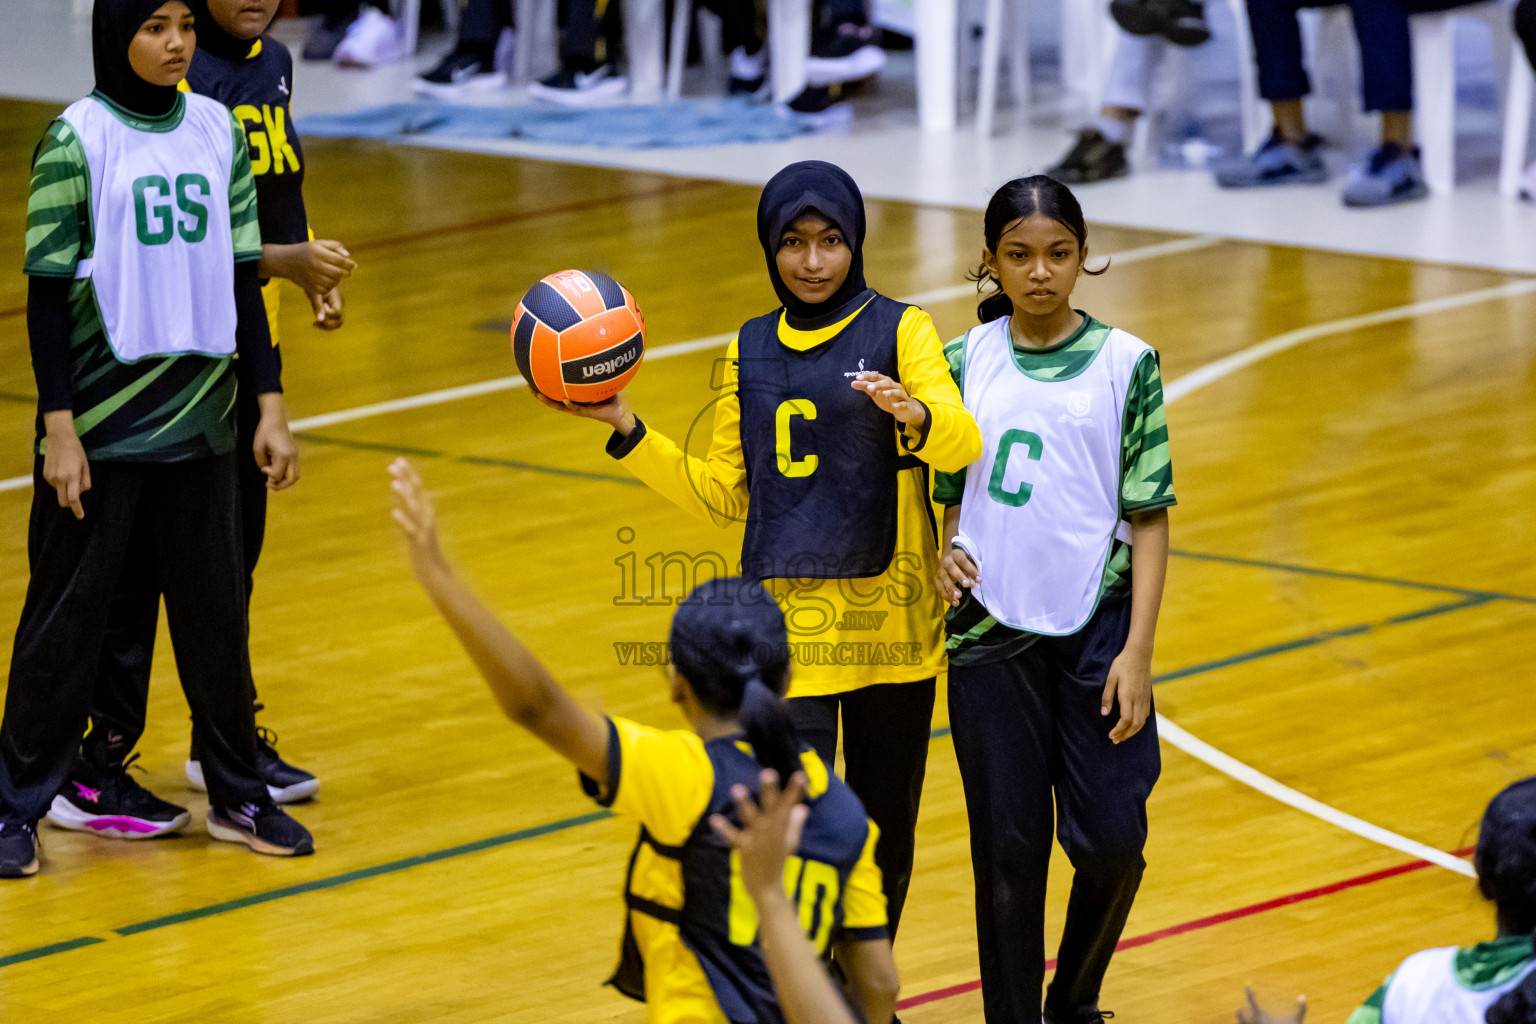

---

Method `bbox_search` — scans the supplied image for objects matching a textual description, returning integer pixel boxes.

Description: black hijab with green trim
[93,0,187,116]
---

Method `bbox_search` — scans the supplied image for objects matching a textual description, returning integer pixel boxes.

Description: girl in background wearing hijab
[548,160,982,943]
[59,0,353,840]
[0,0,314,879]
[393,456,900,1024]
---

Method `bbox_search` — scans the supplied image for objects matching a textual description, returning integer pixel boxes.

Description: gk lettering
[234,104,300,175]
[133,174,210,246]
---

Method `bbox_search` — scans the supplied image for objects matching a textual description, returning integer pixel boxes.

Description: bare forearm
[754,893,858,1024]
[258,242,304,282]
[412,555,607,776]
[942,503,961,549]
[1125,508,1169,656]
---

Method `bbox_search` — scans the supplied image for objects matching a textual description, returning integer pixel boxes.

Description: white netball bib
[954,316,1151,635]
[61,94,239,363]
[1382,947,1536,1024]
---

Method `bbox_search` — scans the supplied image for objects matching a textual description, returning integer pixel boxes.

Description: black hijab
[188,0,267,63]
[756,161,872,328]
[94,0,187,117]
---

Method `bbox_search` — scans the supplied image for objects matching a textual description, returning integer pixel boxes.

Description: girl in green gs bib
[0,0,313,879]
[391,458,900,1024]
[933,176,1174,1024]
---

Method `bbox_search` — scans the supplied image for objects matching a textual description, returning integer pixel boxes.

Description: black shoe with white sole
[188,722,319,805]
[48,752,190,839]
[206,800,313,857]
[0,821,39,877]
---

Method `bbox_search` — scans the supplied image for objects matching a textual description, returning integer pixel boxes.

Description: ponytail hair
[971,174,1107,324]
[670,577,801,782]
[1479,777,1536,1024]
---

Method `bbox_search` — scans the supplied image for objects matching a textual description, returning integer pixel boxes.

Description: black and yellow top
[607,298,983,697]
[583,716,887,1024]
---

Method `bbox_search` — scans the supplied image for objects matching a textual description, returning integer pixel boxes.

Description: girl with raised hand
[390,458,899,1024]
[933,175,1175,1024]
[0,0,311,879]
[547,160,982,942]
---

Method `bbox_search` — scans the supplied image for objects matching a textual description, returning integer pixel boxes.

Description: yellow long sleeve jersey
[607,300,982,697]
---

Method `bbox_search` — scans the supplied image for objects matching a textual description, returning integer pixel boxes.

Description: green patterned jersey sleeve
[228,113,262,262]
[1344,978,1389,1024]
[932,332,970,506]
[1120,350,1176,514]
[23,120,91,278]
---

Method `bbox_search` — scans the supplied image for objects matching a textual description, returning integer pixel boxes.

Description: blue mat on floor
[295,97,836,148]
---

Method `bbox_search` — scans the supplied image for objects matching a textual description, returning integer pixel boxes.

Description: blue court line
[1169,548,1534,604]
[0,587,1507,968]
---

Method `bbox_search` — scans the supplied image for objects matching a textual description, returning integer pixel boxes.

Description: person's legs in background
[1337,0,1425,206]
[303,0,362,60]
[415,0,514,94]
[697,0,766,94]
[527,0,629,105]
[1047,31,1162,183]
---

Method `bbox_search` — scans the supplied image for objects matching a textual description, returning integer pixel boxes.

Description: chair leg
[977,0,1005,136]
[914,0,958,128]
[1411,15,1457,193]
[1226,0,1270,152]
[666,0,693,101]
[768,0,811,103]
[1501,45,1535,196]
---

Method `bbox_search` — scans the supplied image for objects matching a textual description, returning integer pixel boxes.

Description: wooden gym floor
[1,96,1534,1022]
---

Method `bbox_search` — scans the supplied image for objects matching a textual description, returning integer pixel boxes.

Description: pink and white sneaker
[47,753,190,840]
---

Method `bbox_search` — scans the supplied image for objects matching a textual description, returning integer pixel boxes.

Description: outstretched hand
[710,769,809,904]
[390,457,445,577]
[1236,988,1307,1024]
[850,371,926,428]
[535,392,637,435]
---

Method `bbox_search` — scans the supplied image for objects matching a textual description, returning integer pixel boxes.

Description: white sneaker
[527,65,630,107]
[805,44,885,87]
[334,6,402,68]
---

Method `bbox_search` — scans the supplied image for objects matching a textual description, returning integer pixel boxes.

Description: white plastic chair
[1410,0,1516,193]
[1500,40,1534,195]
[511,0,559,84]
[974,0,1033,137]
[389,0,459,57]
[664,0,812,103]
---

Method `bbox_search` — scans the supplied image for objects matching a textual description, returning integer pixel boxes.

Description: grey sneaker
[1341,143,1429,208]
[1213,130,1328,188]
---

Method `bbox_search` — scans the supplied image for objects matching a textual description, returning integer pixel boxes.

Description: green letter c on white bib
[987,428,1044,507]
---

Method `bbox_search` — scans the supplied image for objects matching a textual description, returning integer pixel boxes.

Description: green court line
[0,391,37,405]
[1170,549,1535,604]
[114,809,613,937]
[294,432,642,487]
[0,589,1503,969]
[0,936,106,968]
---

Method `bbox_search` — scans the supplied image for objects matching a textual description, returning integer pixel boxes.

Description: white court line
[1149,283,1536,878]
[0,234,1223,493]
[1154,718,1477,877]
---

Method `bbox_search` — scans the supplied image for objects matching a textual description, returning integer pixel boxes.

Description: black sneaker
[806,21,886,86]
[301,22,350,61]
[1044,1006,1115,1024]
[1046,128,1129,184]
[207,800,314,857]
[413,50,507,97]
[1110,0,1211,46]
[48,752,190,839]
[786,83,843,114]
[728,45,767,96]
[187,726,319,805]
[0,821,39,878]
[526,65,629,107]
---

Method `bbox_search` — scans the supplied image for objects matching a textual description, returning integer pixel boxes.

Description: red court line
[0,304,24,321]
[896,845,1477,1011]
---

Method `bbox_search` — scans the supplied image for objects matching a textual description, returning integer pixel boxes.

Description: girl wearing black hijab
[0,0,313,878]
[548,160,981,941]
[67,0,357,836]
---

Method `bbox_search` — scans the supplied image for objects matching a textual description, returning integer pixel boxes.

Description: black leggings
[0,453,267,823]
[85,385,269,761]
[948,595,1160,1023]
[785,679,935,941]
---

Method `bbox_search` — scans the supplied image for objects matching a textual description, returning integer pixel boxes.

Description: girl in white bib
[932,176,1175,1024]
[1240,776,1536,1024]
